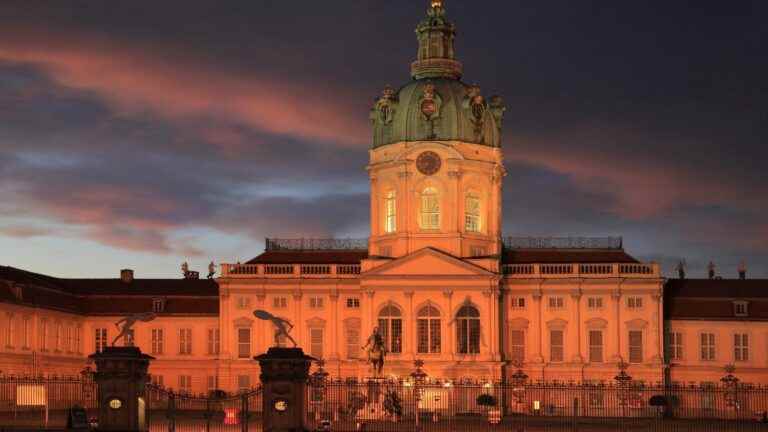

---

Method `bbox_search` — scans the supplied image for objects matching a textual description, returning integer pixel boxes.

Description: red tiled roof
[502,249,639,264]
[247,250,368,264]
[665,279,768,321]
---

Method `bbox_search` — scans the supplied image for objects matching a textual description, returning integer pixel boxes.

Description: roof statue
[207,261,216,279]
[181,261,189,277]
[112,312,157,347]
[253,310,297,347]
[369,0,506,148]
[708,261,716,279]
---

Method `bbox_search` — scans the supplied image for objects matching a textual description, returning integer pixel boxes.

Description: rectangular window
[273,297,287,308]
[40,320,49,351]
[207,375,219,393]
[95,328,107,353]
[208,328,220,355]
[667,332,683,361]
[151,375,164,387]
[346,325,360,359]
[510,330,525,363]
[385,191,396,233]
[23,317,31,349]
[464,194,481,232]
[511,297,526,309]
[548,297,564,309]
[627,297,643,309]
[238,328,251,359]
[421,190,440,229]
[379,318,403,354]
[179,328,192,355]
[346,298,360,308]
[589,330,603,363]
[700,333,716,361]
[75,326,81,353]
[55,323,62,351]
[5,314,14,348]
[734,333,748,361]
[152,299,165,313]
[379,246,392,257]
[309,297,324,309]
[65,325,72,352]
[587,297,603,309]
[550,330,564,362]
[734,302,748,317]
[237,297,251,310]
[310,328,324,359]
[417,318,441,354]
[151,329,164,355]
[178,375,192,394]
[237,375,251,392]
[628,330,643,363]
[470,246,487,257]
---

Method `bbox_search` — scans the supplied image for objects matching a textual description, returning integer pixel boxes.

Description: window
[273,297,287,308]
[74,326,81,353]
[152,298,165,313]
[378,305,402,354]
[151,375,164,387]
[734,333,748,362]
[628,330,643,363]
[700,333,715,361]
[40,320,49,351]
[587,297,603,309]
[5,314,13,348]
[667,332,683,361]
[456,305,480,354]
[207,328,220,355]
[550,330,564,362]
[179,328,192,355]
[379,246,392,257]
[346,323,360,359]
[346,298,360,308]
[95,328,107,353]
[701,382,716,411]
[384,190,396,233]
[627,297,643,309]
[207,375,219,393]
[65,325,72,352]
[464,193,481,232]
[734,301,748,317]
[589,330,603,363]
[178,375,192,394]
[238,328,251,359]
[309,297,324,309]
[237,375,251,392]
[417,305,441,354]
[548,297,564,309]
[151,329,164,355]
[55,323,62,351]
[420,187,440,229]
[511,297,525,309]
[310,328,324,359]
[510,330,525,363]
[23,317,31,349]
[470,246,486,257]
[237,297,251,310]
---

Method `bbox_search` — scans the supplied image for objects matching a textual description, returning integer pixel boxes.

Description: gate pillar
[89,346,154,431]
[256,347,315,432]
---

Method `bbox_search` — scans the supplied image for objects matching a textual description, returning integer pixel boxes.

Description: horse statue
[253,310,297,347]
[362,326,386,376]
[112,312,157,346]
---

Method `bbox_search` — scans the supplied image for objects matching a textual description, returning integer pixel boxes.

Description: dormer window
[152,299,165,313]
[733,301,748,317]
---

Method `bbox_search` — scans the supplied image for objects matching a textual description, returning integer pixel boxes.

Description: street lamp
[410,360,427,430]
[614,361,633,417]
[721,364,740,412]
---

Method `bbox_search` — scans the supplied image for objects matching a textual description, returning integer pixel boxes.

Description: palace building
[1,0,766,394]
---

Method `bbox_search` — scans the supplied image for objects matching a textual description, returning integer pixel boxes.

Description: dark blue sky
[0,0,766,278]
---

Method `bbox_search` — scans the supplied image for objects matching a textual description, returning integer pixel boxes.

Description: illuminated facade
[1,1,765,394]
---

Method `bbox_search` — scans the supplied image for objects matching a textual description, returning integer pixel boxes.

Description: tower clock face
[416,151,441,176]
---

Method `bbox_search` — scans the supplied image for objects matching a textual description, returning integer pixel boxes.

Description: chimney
[120,269,134,283]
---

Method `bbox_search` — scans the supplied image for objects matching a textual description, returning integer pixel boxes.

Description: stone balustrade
[503,262,659,278]
[220,263,361,278]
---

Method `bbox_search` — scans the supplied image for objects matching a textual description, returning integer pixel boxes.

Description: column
[570,292,583,363]
[611,289,622,362]
[531,290,544,363]
[443,290,453,359]
[405,291,415,359]
[293,291,303,348]
[329,292,340,360]
[651,291,663,364]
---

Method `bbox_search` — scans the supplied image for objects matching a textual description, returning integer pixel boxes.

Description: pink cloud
[0,225,52,238]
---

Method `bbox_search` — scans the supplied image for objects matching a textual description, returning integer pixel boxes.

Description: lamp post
[614,361,633,418]
[511,360,528,407]
[721,364,740,418]
[410,360,427,430]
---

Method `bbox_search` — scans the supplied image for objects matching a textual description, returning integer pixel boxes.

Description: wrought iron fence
[503,236,623,250]
[265,238,368,251]
[0,374,97,429]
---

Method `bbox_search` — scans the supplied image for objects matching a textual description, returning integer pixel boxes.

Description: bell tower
[367,0,507,261]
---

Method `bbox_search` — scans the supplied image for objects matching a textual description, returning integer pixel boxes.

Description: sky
[0,0,766,279]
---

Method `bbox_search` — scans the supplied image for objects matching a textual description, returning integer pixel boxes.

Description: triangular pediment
[364,247,494,277]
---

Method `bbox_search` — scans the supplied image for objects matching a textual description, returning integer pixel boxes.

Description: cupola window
[384,190,396,233]
[420,187,440,229]
[464,193,481,232]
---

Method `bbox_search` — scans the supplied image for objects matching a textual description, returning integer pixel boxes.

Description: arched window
[456,305,480,354]
[378,304,402,353]
[420,187,440,229]
[417,305,441,353]
[384,190,396,233]
[464,192,481,232]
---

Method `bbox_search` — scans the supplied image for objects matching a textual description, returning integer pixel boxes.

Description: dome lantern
[411,0,463,80]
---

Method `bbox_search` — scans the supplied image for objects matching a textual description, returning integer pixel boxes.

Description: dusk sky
[0,1,766,279]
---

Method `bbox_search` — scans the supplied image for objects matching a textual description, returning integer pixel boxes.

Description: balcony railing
[503,262,659,278]
[265,238,368,251]
[503,236,623,250]
[221,263,361,278]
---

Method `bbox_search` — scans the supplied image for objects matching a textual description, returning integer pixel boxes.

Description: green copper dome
[370,0,506,148]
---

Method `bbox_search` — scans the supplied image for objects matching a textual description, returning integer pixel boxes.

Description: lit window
[309,327,324,359]
[628,330,643,363]
[700,333,716,361]
[589,330,603,363]
[734,333,748,361]
[587,297,603,309]
[309,297,324,309]
[666,332,683,361]
[384,190,396,233]
[548,297,564,309]
[237,328,251,359]
[550,330,564,362]
[510,330,525,363]
[417,305,441,354]
[207,328,220,355]
[378,305,403,354]
[511,297,525,309]
[151,329,164,355]
[273,297,287,308]
[464,193,481,232]
[346,298,360,308]
[420,187,440,229]
[627,297,643,309]
[152,299,165,313]
[456,305,480,354]
[179,328,192,355]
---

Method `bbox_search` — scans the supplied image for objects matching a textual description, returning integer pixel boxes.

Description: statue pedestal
[255,347,315,432]
[89,346,154,431]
